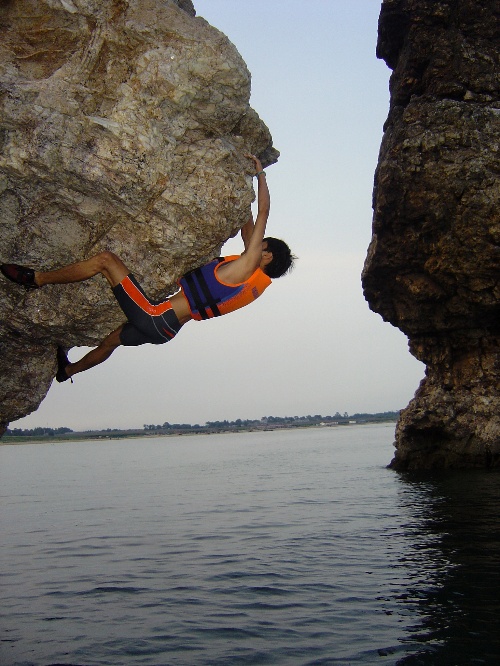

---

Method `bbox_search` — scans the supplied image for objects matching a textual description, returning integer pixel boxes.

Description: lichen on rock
[0,0,278,433]
[362,0,499,469]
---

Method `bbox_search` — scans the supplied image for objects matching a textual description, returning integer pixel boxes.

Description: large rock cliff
[0,0,278,434]
[362,0,499,469]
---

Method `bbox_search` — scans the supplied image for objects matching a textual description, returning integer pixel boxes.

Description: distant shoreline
[1,417,398,445]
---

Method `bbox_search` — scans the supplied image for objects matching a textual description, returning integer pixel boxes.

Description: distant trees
[206,418,257,429]
[142,412,400,433]
[143,422,200,431]
[4,411,401,439]
[6,426,73,437]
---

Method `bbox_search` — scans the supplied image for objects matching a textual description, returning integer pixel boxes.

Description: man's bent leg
[36,252,130,289]
[63,326,124,380]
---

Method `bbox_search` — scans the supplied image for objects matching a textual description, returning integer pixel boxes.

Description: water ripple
[2,426,500,664]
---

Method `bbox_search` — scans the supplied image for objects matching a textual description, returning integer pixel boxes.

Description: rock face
[0,0,278,433]
[362,0,499,469]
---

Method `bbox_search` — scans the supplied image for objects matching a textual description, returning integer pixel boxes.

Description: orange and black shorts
[112,274,183,346]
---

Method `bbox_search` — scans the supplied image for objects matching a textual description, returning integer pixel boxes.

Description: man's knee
[94,251,129,286]
[106,326,124,348]
[96,251,120,272]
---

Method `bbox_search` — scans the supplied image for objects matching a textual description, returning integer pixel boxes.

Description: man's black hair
[263,237,296,279]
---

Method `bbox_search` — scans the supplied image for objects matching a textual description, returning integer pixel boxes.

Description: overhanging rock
[0,0,278,432]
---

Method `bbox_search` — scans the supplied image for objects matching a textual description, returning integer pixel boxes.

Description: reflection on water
[394,471,500,665]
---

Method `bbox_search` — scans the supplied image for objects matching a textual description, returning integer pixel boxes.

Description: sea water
[1,424,500,665]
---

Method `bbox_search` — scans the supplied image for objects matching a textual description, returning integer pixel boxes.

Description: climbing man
[1,154,294,382]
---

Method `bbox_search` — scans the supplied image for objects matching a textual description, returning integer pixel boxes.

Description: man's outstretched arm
[241,154,270,252]
[218,154,270,284]
[243,155,271,255]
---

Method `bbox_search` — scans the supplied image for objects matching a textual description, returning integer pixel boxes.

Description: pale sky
[14,0,425,432]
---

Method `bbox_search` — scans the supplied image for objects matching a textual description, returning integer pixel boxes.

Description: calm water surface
[1,424,500,665]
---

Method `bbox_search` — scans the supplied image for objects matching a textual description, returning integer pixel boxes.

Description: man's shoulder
[216,253,258,284]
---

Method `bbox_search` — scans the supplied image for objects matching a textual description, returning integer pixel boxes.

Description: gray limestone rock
[0,0,278,432]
